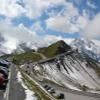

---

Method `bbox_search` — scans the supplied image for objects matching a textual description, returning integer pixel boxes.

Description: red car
[0,73,8,89]
[0,73,5,85]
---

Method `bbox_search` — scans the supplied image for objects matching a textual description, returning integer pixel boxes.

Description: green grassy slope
[1,40,72,65]
[12,51,42,65]
[38,40,71,58]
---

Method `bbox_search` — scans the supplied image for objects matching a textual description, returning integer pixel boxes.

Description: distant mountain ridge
[71,38,100,62]
[0,37,100,63]
[9,40,72,65]
[12,42,35,54]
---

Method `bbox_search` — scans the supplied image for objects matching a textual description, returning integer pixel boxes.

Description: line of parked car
[0,59,9,90]
[43,85,65,99]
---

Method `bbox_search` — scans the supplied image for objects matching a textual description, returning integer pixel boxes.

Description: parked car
[0,60,9,68]
[0,69,8,78]
[0,73,5,85]
[57,93,65,99]
[44,85,55,94]
[0,73,8,89]
[48,88,55,94]
[0,60,9,90]
[45,86,51,90]
[44,85,48,89]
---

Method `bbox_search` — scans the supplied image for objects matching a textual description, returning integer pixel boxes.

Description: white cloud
[31,22,45,33]
[3,37,18,53]
[0,18,74,52]
[46,16,79,33]
[44,35,73,45]
[24,0,66,19]
[0,20,37,43]
[46,2,88,34]
[0,0,67,19]
[84,13,100,39]
[0,19,63,52]
[87,0,96,9]
[76,16,88,30]
[0,0,25,17]
[0,0,99,53]
[71,0,82,6]
[0,19,40,52]
[44,35,62,45]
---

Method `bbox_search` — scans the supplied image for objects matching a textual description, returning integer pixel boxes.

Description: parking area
[43,84,65,100]
[0,59,10,90]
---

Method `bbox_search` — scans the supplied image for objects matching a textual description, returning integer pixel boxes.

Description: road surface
[40,80,100,100]
[0,91,5,100]
[7,65,26,100]
[1,63,100,100]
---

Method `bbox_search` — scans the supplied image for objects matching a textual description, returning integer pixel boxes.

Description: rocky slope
[71,38,100,62]
[16,40,100,94]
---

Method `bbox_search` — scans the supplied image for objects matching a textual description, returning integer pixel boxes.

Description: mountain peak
[38,40,71,58]
[71,38,100,62]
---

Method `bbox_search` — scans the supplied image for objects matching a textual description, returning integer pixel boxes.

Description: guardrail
[20,69,57,100]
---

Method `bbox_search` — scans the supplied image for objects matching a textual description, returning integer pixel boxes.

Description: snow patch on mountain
[71,38,100,62]
[17,71,37,100]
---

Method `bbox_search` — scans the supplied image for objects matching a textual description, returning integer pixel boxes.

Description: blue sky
[11,0,100,38]
[0,0,100,51]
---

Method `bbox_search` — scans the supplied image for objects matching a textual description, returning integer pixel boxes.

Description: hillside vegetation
[12,51,42,65]
[38,40,71,58]
[1,40,72,65]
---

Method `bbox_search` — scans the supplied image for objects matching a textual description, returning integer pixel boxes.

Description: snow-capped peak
[71,38,100,62]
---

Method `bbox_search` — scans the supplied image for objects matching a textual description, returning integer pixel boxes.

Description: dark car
[0,74,5,85]
[0,68,8,79]
[57,93,65,99]
[46,86,51,90]
[0,73,8,89]
[44,85,48,89]
[48,88,55,94]
[0,60,9,68]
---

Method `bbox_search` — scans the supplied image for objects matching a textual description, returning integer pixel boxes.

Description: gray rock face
[71,38,100,62]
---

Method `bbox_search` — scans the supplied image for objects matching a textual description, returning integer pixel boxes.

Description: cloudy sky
[0,0,100,52]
